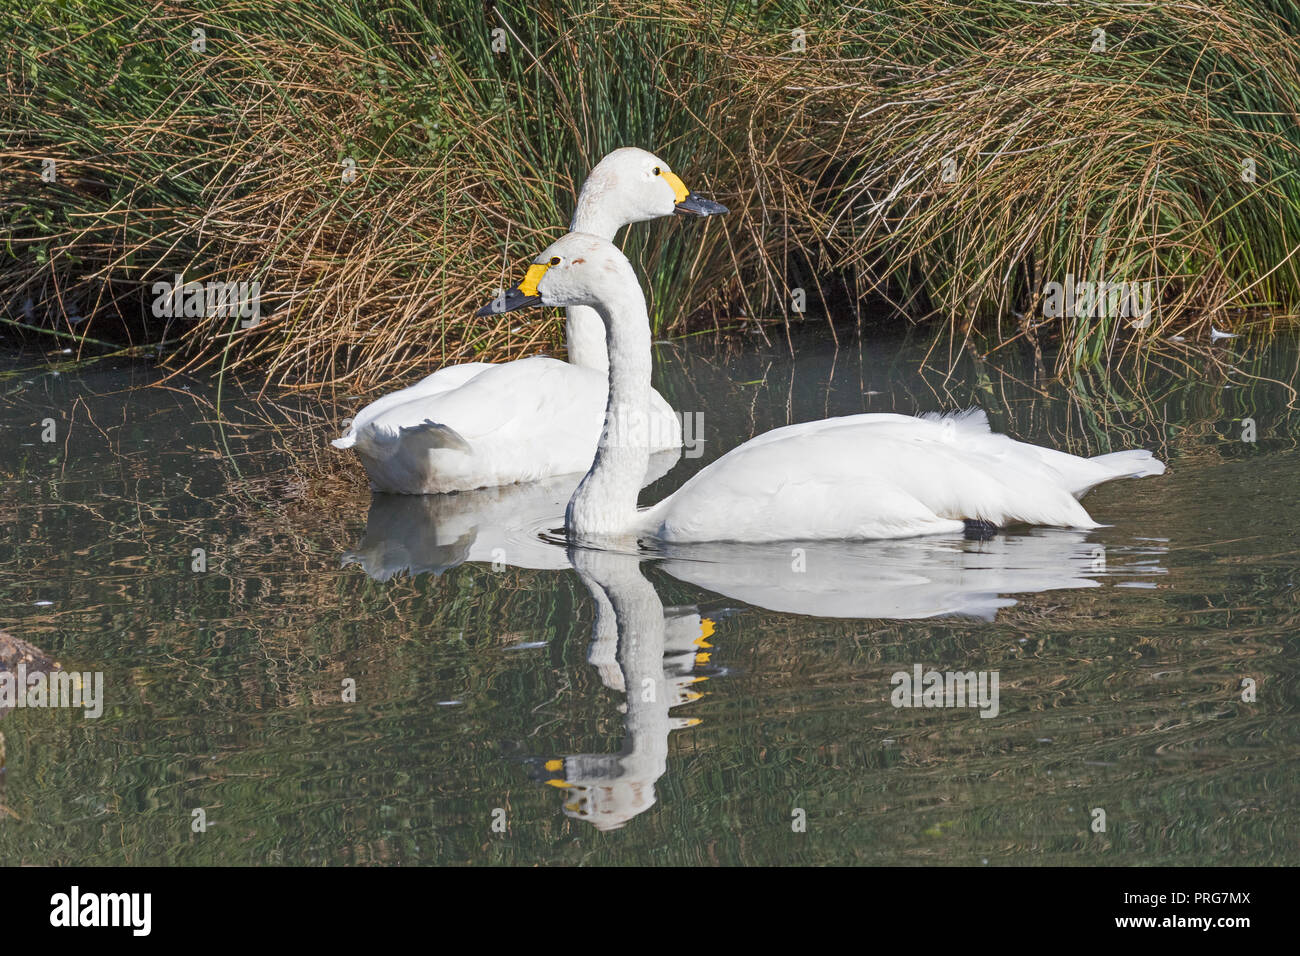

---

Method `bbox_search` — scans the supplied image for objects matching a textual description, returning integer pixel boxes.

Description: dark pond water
[1,324,1297,864]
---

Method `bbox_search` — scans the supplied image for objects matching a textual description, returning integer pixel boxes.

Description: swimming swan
[478,232,1168,543]
[332,148,727,494]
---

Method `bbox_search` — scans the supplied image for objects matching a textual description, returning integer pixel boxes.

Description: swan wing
[347,357,604,492]
[644,415,1103,542]
[338,353,683,493]
[331,361,494,449]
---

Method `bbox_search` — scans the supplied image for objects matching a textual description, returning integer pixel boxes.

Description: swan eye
[652,166,661,176]
[548,256,561,266]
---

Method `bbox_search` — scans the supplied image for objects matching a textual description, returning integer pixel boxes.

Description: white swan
[480,232,1168,543]
[332,148,726,494]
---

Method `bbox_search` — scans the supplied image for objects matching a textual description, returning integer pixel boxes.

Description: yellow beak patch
[519,262,549,297]
[662,170,691,204]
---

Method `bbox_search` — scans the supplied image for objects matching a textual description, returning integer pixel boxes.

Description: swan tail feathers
[397,419,472,455]
[341,419,472,460]
[1089,449,1167,480]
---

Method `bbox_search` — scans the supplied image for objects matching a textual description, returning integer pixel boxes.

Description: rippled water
[1,326,1297,864]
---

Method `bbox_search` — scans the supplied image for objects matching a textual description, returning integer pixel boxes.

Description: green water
[1,327,1297,865]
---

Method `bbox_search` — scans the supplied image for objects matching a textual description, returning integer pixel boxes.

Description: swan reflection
[342,450,680,579]
[655,532,1167,620]
[533,546,714,830]
[343,487,1168,829]
[345,484,1167,621]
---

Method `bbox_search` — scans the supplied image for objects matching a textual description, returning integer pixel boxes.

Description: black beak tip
[675,194,729,217]
[475,288,544,317]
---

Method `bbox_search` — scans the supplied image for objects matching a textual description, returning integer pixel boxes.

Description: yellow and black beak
[474,262,549,317]
[663,170,729,217]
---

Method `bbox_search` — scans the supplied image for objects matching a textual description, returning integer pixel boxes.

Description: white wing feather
[338,357,681,494]
[642,410,1162,542]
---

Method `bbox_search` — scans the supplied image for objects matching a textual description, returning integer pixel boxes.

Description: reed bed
[3,0,1299,390]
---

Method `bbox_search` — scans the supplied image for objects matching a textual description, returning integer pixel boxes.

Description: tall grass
[3,0,1299,389]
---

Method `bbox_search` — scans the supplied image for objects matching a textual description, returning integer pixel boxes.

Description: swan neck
[567,282,653,540]
[565,207,619,370]
[565,305,609,372]
[570,198,621,242]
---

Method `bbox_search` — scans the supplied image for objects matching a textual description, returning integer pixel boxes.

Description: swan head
[475,233,635,315]
[573,147,727,235]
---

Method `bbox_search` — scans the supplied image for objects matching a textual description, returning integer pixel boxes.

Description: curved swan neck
[564,199,622,372]
[570,193,622,242]
[564,305,609,372]
[566,277,653,540]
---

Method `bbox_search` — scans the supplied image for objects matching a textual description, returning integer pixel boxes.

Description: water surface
[1,326,1297,864]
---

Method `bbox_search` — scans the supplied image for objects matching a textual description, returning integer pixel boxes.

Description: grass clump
[2,0,1299,388]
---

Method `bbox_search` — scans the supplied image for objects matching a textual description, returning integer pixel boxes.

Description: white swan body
[332,147,726,494]
[485,233,1167,543]
[642,409,1165,542]
[335,356,682,494]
